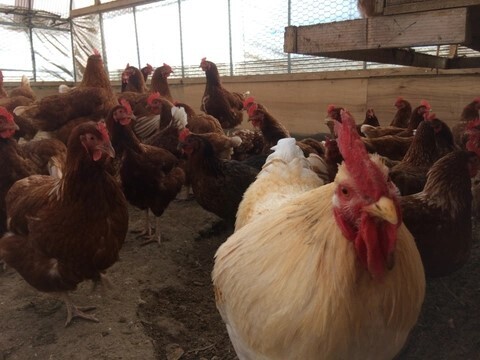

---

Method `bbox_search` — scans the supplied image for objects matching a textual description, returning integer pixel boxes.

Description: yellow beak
[364,196,398,225]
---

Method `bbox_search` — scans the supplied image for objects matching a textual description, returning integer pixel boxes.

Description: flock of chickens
[0,51,480,358]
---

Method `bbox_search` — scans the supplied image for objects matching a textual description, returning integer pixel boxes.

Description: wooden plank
[284,26,297,53]
[368,8,468,48]
[70,0,160,18]
[384,0,480,15]
[286,8,469,55]
[285,19,367,54]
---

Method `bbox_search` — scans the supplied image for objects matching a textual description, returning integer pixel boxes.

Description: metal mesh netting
[1,0,480,81]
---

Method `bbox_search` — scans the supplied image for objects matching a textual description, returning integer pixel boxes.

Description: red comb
[179,128,190,142]
[97,121,110,142]
[243,96,255,108]
[0,106,14,123]
[147,92,161,106]
[420,99,431,109]
[466,121,480,154]
[396,96,404,101]
[147,63,153,70]
[327,104,336,113]
[474,97,480,103]
[119,98,133,116]
[93,48,100,56]
[466,119,480,132]
[335,110,388,201]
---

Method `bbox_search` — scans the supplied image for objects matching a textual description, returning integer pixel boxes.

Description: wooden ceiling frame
[284,1,480,69]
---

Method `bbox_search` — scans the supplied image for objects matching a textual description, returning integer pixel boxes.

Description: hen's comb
[0,106,14,123]
[93,48,100,56]
[473,97,480,103]
[327,104,336,113]
[147,92,161,106]
[396,96,404,102]
[335,110,388,200]
[179,127,190,142]
[119,98,133,115]
[420,99,431,109]
[97,120,110,142]
[146,63,153,70]
[243,97,258,117]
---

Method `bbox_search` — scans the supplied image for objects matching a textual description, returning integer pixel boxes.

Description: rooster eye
[341,187,349,195]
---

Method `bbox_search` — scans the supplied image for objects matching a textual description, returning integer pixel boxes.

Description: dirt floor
[0,198,479,360]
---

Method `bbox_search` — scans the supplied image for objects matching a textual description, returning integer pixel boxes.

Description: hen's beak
[99,142,116,159]
[364,196,398,225]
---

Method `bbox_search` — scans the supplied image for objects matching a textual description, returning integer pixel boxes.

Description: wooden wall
[8,67,480,137]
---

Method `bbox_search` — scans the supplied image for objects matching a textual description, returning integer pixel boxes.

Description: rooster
[200,57,245,130]
[107,100,185,244]
[212,110,425,359]
[0,121,128,326]
[235,137,325,231]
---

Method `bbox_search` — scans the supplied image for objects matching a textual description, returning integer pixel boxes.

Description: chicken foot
[140,217,162,246]
[61,292,99,327]
[130,209,154,238]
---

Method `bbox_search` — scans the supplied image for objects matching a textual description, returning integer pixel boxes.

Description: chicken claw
[61,293,99,327]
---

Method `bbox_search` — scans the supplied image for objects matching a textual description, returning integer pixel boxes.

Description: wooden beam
[70,0,161,18]
[384,0,480,15]
[315,49,449,68]
[285,8,469,55]
[446,56,480,68]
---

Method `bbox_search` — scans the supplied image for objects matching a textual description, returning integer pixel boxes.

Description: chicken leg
[61,292,99,327]
[140,216,162,246]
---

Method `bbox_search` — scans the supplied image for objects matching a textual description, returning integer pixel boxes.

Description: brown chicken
[0,108,66,236]
[361,134,413,161]
[243,97,290,152]
[389,115,442,195]
[107,100,185,244]
[178,128,259,226]
[390,96,412,128]
[141,63,154,82]
[9,75,36,100]
[400,143,480,277]
[121,64,148,93]
[200,57,245,130]
[362,100,430,138]
[230,128,265,161]
[0,121,128,326]
[150,63,174,102]
[451,97,480,149]
[0,70,7,98]
[17,51,116,141]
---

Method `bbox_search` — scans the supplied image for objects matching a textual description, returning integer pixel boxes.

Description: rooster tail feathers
[171,106,188,130]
